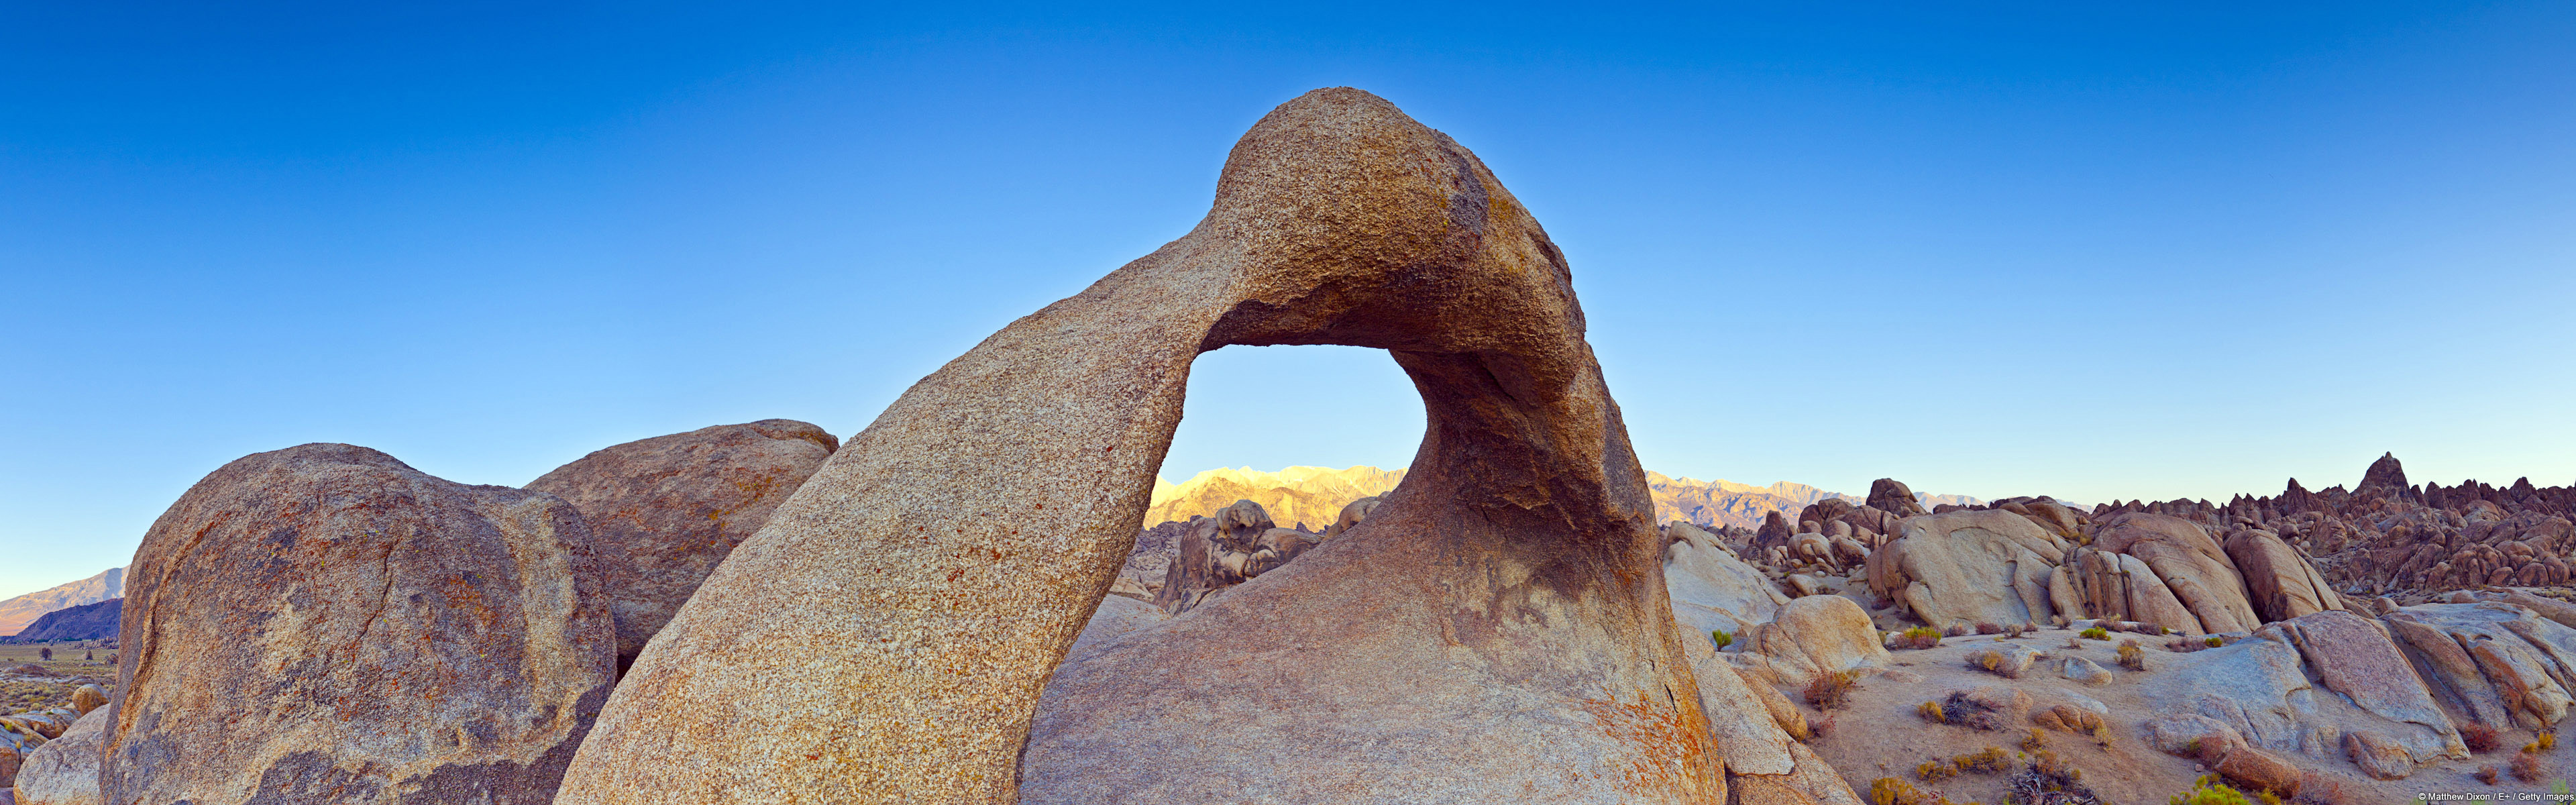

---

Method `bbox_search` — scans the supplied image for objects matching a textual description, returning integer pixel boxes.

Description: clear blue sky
[5,2,2571,598]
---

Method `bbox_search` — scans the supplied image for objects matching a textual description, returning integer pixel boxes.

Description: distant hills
[9,597,120,642]
[0,566,123,637]
[1145,466,1406,531]
[1143,466,1980,532]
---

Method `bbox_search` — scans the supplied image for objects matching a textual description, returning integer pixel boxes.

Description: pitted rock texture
[557,88,1762,804]
[105,444,614,805]
[526,419,836,669]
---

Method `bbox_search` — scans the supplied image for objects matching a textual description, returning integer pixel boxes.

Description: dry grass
[1954,746,2009,773]
[2512,751,2545,783]
[2462,722,2500,753]
[1976,622,2004,635]
[2116,640,2146,671]
[1805,670,1859,711]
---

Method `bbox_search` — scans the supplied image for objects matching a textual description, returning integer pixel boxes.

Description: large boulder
[105,444,614,805]
[2271,611,2464,768]
[2224,528,2344,623]
[2383,602,2576,729]
[13,706,105,805]
[1731,595,1891,688]
[1864,478,1925,517]
[2088,512,2260,635]
[1151,499,1288,614]
[1664,522,1789,637]
[1864,509,2068,629]
[559,89,1735,804]
[2063,547,2201,635]
[526,419,836,670]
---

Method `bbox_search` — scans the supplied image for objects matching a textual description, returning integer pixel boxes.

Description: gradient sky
[5,2,2572,598]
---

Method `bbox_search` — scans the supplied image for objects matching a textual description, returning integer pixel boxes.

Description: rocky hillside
[0,567,122,637]
[6,598,120,643]
[1142,465,1403,530]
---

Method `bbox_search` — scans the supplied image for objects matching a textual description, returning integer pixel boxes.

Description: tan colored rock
[2224,527,2343,623]
[1321,495,1381,540]
[2065,547,2203,635]
[1735,594,1891,688]
[2343,730,2412,780]
[2213,744,2304,798]
[2381,614,2516,729]
[1062,594,1168,658]
[559,88,1731,804]
[13,706,104,805]
[2497,588,2576,630]
[2385,602,2576,728]
[104,443,614,805]
[525,419,835,671]
[1864,509,2068,629]
[2060,656,2111,686]
[2271,610,2463,763]
[1666,526,1790,637]
[2090,512,2260,634]
[2144,712,2245,758]
[65,688,103,719]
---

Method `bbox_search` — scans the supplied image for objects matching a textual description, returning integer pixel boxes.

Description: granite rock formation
[1866,509,2070,629]
[526,419,836,670]
[105,443,614,805]
[558,88,1766,804]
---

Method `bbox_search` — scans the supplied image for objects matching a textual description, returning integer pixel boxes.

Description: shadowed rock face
[105,443,614,805]
[525,419,837,670]
[555,88,1729,804]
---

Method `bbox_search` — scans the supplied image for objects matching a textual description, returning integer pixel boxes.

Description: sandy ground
[1774,627,2576,804]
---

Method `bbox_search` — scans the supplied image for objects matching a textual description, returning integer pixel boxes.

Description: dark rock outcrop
[105,444,614,805]
[526,419,836,669]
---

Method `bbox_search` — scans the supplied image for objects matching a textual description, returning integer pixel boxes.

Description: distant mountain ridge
[0,566,124,636]
[1144,466,1981,532]
[1145,466,1405,531]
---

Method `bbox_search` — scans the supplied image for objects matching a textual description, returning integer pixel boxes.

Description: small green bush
[2079,627,2110,640]
[1711,630,1732,650]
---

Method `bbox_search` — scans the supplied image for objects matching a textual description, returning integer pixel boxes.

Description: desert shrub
[2477,765,2502,784]
[1806,670,1858,710]
[1955,746,2010,773]
[2143,623,2169,635]
[2008,749,2100,805]
[2090,723,2115,748]
[1939,691,2004,731]
[1977,622,2004,635]
[2003,623,2029,639]
[2079,627,2109,640]
[2204,636,2223,648]
[2116,641,2147,671]
[1945,623,1971,637]
[2021,729,2049,752]
[1917,700,1947,724]
[2513,750,2545,783]
[2063,635,2084,650]
[1711,630,1732,650]
[1970,649,2004,674]
[2539,729,2559,751]
[2462,722,2500,753]
[2169,775,2254,805]
[1895,627,1943,650]
[1871,777,1959,805]
[2098,621,2125,633]
[1917,759,1957,782]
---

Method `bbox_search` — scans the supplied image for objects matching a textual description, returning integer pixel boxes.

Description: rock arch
[556,88,1722,804]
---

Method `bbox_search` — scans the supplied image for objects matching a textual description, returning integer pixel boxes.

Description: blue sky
[5,2,2571,598]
